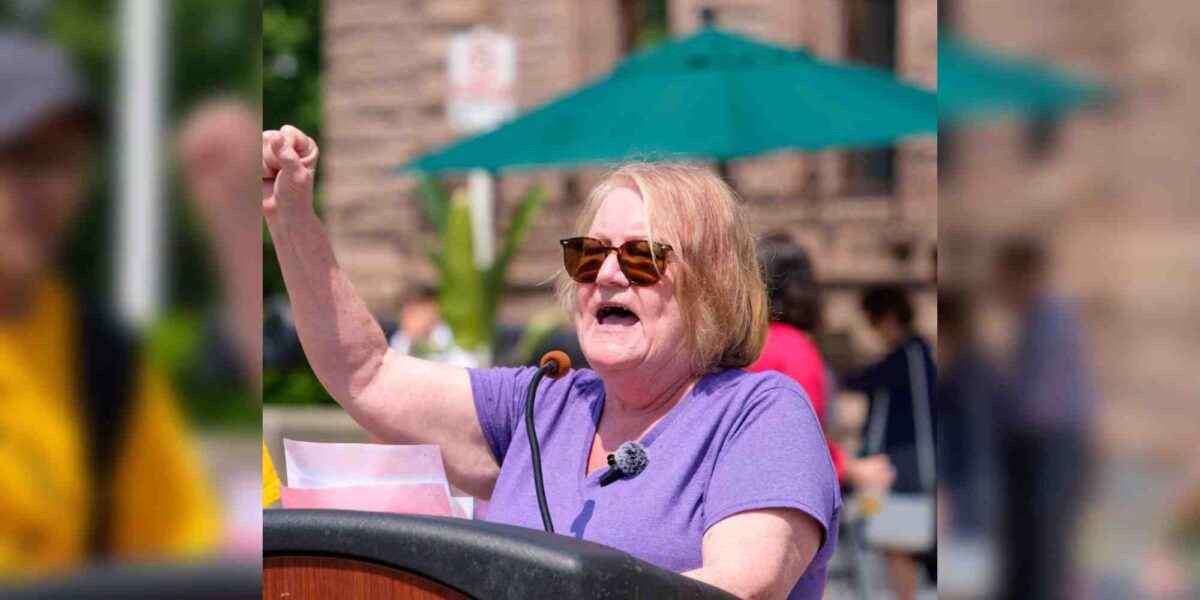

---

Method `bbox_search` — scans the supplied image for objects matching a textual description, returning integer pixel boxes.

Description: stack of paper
[280,439,474,518]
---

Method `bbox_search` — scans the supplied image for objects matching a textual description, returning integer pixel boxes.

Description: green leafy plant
[418,177,544,359]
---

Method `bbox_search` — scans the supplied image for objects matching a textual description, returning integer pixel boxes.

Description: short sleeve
[468,366,537,465]
[703,385,840,548]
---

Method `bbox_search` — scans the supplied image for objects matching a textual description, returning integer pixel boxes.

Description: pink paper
[283,440,448,488]
[279,439,477,519]
[280,483,454,516]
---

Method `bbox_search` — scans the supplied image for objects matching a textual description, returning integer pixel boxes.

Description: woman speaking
[262,126,840,600]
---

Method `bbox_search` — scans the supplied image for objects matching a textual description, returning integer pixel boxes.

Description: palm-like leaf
[437,190,488,350]
[418,179,545,359]
[416,175,450,234]
[484,186,545,316]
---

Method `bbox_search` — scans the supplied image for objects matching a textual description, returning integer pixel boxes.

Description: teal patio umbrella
[938,35,1108,123]
[404,27,936,173]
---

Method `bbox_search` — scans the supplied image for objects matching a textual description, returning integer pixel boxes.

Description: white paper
[281,439,477,519]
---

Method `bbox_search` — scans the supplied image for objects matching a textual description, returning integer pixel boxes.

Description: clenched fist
[262,125,318,216]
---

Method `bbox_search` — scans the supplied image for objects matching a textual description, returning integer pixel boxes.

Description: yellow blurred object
[860,490,886,517]
[0,278,218,577]
[108,364,221,558]
[263,441,281,507]
[0,280,86,575]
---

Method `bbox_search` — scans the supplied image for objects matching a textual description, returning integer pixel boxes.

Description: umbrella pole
[468,169,496,269]
[717,160,730,183]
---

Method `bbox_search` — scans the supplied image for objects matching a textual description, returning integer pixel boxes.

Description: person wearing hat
[0,31,218,574]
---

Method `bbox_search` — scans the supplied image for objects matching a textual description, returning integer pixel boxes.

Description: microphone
[598,441,649,487]
[524,351,573,533]
[539,350,571,379]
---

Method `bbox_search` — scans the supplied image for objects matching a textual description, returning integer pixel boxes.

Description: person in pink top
[748,236,894,490]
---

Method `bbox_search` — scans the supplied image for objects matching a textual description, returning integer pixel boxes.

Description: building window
[1026,113,1062,160]
[938,127,959,181]
[619,0,668,55]
[845,0,896,196]
[940,0,958,31]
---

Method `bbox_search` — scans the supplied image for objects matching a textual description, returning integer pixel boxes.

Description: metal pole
[467,169,495,269]
[116,0,166,328]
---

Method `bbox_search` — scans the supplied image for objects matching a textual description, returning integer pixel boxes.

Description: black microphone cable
[525,351,570,533]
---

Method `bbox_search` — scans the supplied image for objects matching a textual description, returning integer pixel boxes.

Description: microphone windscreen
[539,350,571,379]
[613,441,649,477]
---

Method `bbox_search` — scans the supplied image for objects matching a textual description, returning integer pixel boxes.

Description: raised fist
[262,125,318,215]
[181,100,259,214]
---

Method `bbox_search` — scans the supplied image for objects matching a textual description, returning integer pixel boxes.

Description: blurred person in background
[0,31,218,576]
[994,237,1093,600]
[936,290,1000,538]
[748,234,895,492]
[844,284,936,600]
[937,289,1002,598]
[383,285,478,368]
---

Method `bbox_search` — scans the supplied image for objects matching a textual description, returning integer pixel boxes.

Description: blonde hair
[554,162,768,373]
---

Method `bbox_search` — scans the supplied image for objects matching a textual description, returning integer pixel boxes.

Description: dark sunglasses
[560,237,673,286]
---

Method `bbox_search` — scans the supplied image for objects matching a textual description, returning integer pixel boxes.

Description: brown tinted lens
[563,237,606,283]
[562,238,584,278]
[620,240,665,285]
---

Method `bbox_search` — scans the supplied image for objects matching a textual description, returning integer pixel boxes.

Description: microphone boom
[525,351,573,533]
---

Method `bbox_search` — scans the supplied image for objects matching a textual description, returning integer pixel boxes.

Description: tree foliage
[262,0,322,301]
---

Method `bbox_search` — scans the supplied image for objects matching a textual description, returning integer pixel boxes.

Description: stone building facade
[944,0,1200,453]
[321,0,938,362]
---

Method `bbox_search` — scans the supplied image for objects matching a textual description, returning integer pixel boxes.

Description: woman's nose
[594,250,629,287]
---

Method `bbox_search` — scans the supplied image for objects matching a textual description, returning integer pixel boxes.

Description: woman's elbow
[328,349,398,418]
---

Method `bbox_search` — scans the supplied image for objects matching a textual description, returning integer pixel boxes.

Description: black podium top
[265,509,738,600]
[0,561,261,599]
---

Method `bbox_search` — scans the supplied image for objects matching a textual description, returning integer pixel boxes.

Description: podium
[0,561,261,599]
[265,509,738,599]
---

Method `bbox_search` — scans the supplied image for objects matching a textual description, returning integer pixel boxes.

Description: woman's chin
[581,341,645,374]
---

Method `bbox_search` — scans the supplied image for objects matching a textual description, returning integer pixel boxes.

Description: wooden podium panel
[264,556,469,600]
[265,510,737,599]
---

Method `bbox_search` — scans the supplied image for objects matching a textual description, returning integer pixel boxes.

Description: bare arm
[263,126,499,497]
[683,508,823,600]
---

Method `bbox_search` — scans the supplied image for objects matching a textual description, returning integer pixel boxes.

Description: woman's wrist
[265,199,320,232]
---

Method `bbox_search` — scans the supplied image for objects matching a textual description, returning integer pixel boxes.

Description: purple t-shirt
[469,366,841,599]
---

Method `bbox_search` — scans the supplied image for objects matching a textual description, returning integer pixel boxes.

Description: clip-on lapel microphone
[598,440,650,487]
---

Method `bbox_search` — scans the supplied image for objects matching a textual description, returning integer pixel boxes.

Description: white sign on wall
[447,27,516,134]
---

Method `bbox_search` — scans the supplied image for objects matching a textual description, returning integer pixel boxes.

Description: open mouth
[596,303,640,326]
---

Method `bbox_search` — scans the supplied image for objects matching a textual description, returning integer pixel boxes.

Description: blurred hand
[261,125,318,216]
[179,100,259,215]
[846,454,897,490]
[179,100,266,383]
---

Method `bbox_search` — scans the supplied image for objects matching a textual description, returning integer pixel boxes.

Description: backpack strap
[904,340,936,493]
[77,301,137,558]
